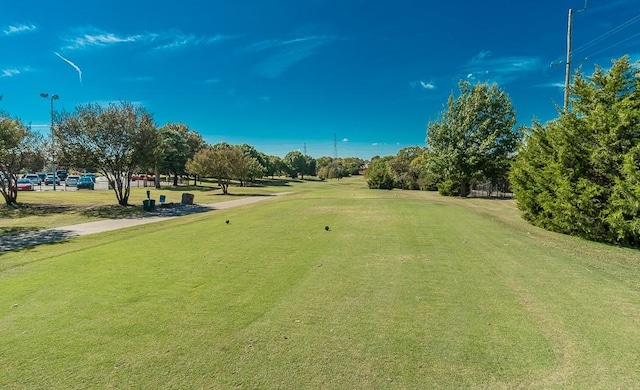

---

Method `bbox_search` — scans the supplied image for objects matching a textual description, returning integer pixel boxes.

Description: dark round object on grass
[325,226,330,231]
[226,220,230,224]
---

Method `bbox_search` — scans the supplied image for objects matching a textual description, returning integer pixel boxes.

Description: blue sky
[1,0,639,159]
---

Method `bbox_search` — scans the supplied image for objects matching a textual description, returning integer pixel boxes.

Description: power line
[552,12,640,66]
[585,31,640,60]
[572,13,640,57]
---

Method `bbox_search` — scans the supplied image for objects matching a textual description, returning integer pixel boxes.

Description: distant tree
[342,157,366,175]
[186,143,247,194]
[56,102,159,206]
[388,146,425,190]
[365,156,394,189]
[238,144,267,185]
[0,113,43,205]
[304,155,317,177]
[264,155,284,178]
[283,151,308,179]
[157,123,204,186]
[426,81,520,196]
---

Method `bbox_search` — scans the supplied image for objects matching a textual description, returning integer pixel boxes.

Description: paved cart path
[0,193,290,252]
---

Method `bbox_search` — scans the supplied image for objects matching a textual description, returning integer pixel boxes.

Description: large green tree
[365,155,394,189]
[186,143,249,194]
[426,81,520,196]
[511,56,640,246]
[56,102,159,206]
[0,113,43,205]
[388,146,425,190]
[283,151,313,179]
[157,123,205,186]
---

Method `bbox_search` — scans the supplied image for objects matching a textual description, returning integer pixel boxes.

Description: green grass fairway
[2,177,640,388]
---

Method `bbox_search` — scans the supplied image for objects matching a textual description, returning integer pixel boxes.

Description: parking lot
[27,178,159,191]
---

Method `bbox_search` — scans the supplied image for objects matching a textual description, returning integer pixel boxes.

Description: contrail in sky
[54,52,82,83]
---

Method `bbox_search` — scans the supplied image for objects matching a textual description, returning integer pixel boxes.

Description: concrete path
[0,193,288,252]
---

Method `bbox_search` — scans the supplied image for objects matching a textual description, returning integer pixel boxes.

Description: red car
[16,178,34,191]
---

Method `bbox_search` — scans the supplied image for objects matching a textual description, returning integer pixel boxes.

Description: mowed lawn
[1,177,640,388]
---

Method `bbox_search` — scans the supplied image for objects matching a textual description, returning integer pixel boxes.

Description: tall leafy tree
[186,143,247,194]
[511,56,640,246]
[426,81,520,196]
[264,155,284,178]
[0,113,43,205]
[56,102,159,206]
[283,150,308,179]
[365,156,394,189]
[157,123,204,186]
[388,146,425,190]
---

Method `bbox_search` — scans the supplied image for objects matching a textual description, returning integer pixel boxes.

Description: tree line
[0,101,365,206]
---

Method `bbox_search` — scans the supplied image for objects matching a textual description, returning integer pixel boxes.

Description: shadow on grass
[0,228,78,253]
[215,193,272,197]
[247,179,296,187]
[0,203,76,219]
[81,204,145,219]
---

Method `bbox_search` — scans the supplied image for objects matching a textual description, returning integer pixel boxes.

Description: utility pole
[564,8,573,111]
[563,1,587,111]
[40,93,59,190]
[333,133,338,159]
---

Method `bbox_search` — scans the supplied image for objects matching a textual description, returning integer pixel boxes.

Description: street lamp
[40,93,59,190]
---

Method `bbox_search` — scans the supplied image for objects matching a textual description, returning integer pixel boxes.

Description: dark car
[76,176,95,190]
[44,174,60,185]
[56,170,68,181]
[82,173,97,181]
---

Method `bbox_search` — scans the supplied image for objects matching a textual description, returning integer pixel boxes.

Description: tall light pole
[40,93,59,190]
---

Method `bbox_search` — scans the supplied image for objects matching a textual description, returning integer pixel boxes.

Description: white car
[23,173,42,185]
[66,175,80,186]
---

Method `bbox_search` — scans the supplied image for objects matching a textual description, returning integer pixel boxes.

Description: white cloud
[465,51,541,84]
[246,33,338,79]
[410,80,436,90]
[342,138,349,142]
[420,81,435,90]
[3,24,36,35]
[1,69,20,77]
[154,32,238,51]
[63,29,148,50]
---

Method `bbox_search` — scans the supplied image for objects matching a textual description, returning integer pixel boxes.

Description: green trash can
[143,199,156,211]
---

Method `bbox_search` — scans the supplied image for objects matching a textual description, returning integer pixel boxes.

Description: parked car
[44,174,61,186]
[16,178,34,191]
[23,173,42,185]
[76,176,95,190]
[37,172,47,182]
[132,173,153,181]
[66,175,80,186]
[56,170,68,181]
[82,173,97,181]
